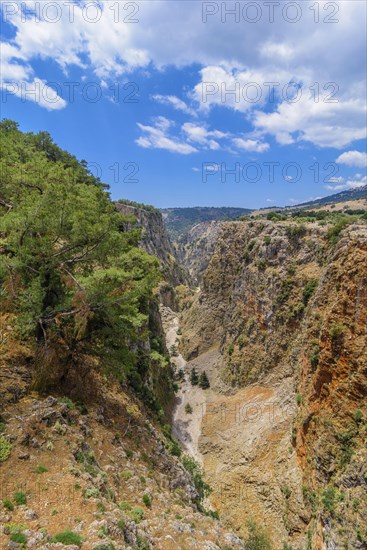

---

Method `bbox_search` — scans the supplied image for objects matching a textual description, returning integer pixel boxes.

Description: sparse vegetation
[53,530,83,546]
[190,367,199,385]
[142,493,151,508]
[14,492,27,505]
[0,435,12,462]
[185,403,193,414]
[244,519,272,549]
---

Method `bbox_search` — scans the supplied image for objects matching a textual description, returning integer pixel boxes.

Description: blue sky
[1,0,366,208]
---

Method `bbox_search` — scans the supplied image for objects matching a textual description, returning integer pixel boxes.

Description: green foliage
[267,212,284,221]
[34,464,48,474]
[10,532,27,545]
[247,239,256,251]
[185,403,193,414]
[321,486,342,515]
[285,224,306,245]
[0,435,12,462]
[310,346,320,368]
[244,519,272,549]
[190,367,199,386]
[263,235,271,245]
[326,216,352,244]
[3,499,14,511]
[129,505,145,523]
[142,493,151,508]
[0,120,160,390]
[303,279,318,305]
[53,530,83,546]
[118,501,131,511]
[199,371,210,389]
[93,545,116,550]
[329,322,347,342]
[354,409,363,423]
[277,278,295,305]
[182,455,212,505]
[14,492,27,505]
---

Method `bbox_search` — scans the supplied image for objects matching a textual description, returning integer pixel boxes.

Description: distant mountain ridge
[160,186,367,240]
[160,206,252,240]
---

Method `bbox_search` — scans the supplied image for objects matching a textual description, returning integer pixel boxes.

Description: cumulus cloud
[336,151,367,168]
[152,95,196,116]
[1,0,366,150]
[182,123,228,150]
[232,138,269,153]
[253,93,366,148]
[136,117,197,154]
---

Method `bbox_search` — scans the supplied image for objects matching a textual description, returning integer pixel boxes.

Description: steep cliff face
[178,219,367,548]
[116,203,188,292]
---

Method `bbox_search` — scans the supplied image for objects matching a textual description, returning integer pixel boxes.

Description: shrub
[14,492,27,505]
[285,224,306,245]
[247,239,256,251]
[35,464,48,474]
[244,519,272,549]
[296,394,303,406]
[118,501,131,511]
[182,455,212,504]
[310,346,320,368]
[85,487,100,498]
[93,545,116,550]
[354,409,363,423]
[190,367,199,385]
[129,506,145,523]
[0,435,12,462]
[10,532,27,545]
[142,493,151,508]
[263,235,271,245]
[53,530,83,546]
[185,403,193,414]
[3,499,14,511]
[199,371,210,389]
[329,322,346,342]
[303,279,318,305]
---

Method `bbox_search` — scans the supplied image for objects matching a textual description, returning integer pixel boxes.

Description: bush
[285,224,306,245]
[129,506,145,523]
[247,239,256,251]
[53,530,83,546]
[35,464,48,474]
[182,455,212,504]
[14,492,27,505]
[303,279,318,305]
[263,235,271,245]
[3,499,14,511]
[329,322,346,342]
[199,371,210,389]
[142,493,151,508]
[310,346,320,368]
[185,403,193,414]
[10,532,27,545]
[0,435,12,462]
[93,545,116,550]
[244,519,272,549]
[190,367,199,385]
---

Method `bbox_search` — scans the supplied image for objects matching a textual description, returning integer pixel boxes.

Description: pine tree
[199,371,210,389]
[190,367,199,386]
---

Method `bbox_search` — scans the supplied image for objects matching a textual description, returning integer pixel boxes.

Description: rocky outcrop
[116,202,188,292]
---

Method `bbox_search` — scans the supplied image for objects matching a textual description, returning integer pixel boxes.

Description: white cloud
[152,94,196,116]
[336,151,367,168]
[253,93,366,148]
[1,0,366,148]
[266,198,275,203]
[136,117,197,154]
[346,175,367,189]
[182,122,228,150]
[232,138,269,153]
